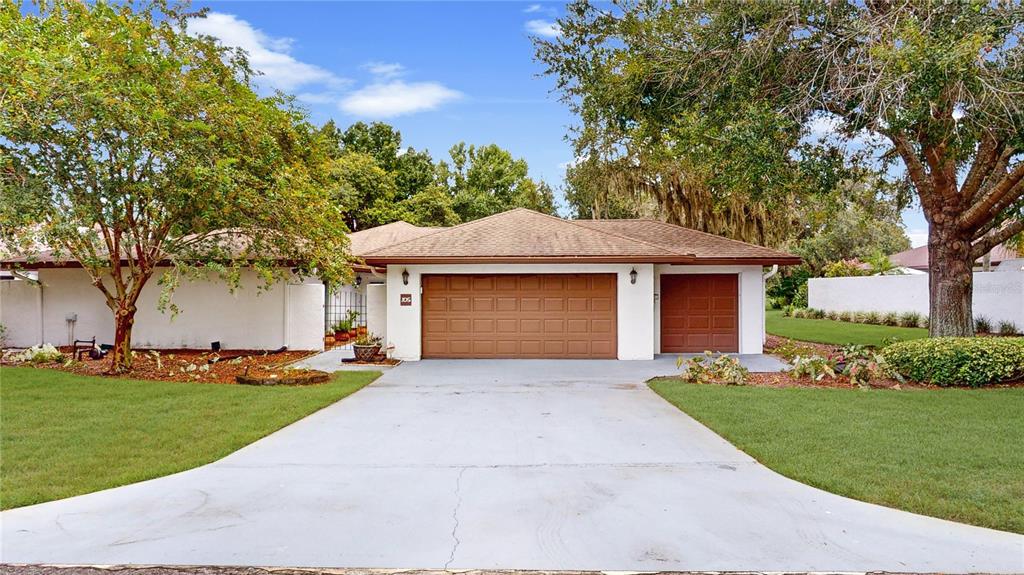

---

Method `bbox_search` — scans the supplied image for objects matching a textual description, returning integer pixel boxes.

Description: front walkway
[2,360,1021,572]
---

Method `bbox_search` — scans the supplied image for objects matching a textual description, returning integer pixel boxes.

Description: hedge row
[884,337,1024,387]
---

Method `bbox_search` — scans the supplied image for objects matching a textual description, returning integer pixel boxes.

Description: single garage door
[422,274,617,358]
[660,274,738,353]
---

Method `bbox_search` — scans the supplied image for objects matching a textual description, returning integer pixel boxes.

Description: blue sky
[194,1,927,246]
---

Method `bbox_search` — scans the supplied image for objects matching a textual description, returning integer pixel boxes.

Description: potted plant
[324,331,335,347]
[352,333,382,362]
[334,320,351,342]
[346,310,359,338]
[357,324,368,336]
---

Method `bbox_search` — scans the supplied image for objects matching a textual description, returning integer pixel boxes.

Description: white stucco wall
[0,279,43,348]
[366,283,387,345]
[385,263,657,361]
[808,271,1024,328]
[0,268,324,350]
[654,265,765,355]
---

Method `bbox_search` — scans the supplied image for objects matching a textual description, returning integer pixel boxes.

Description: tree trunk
[928,224,974,337]
[108,304,137,374]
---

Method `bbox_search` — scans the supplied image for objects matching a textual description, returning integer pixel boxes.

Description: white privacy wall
[0,268,324,350]
[385,263,656,361]
[808,271,1024,328]
[654,264,766,355]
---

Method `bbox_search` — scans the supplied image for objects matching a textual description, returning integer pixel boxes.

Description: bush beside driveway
[650,379,1024,533]
[0,367,379,509]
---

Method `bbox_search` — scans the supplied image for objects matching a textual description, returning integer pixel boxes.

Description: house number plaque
[400,293,413,306]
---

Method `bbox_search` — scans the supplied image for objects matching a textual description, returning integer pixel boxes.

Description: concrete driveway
[2,359,1022,572]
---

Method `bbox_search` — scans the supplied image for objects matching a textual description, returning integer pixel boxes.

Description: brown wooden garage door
[660,274,739,353]
[422,274,616,358]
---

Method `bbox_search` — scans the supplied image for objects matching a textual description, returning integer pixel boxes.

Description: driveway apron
[2,359,1022,572]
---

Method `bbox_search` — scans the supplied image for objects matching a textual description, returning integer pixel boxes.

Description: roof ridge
[360,209,532,256]
[525,210,693,257]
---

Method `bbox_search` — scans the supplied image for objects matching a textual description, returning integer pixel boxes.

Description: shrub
[788,354,837,382]
[863,311,881,325]
[844,351,897,389]
[838,311,853,322]
[768,296,787,310]
[825,310,839,321]
[792,308,807,319]
[771,338,821,362]
[975,316,993,333]
[677,352,749,385]
[998,321,1019,336]
[898,312,922,328]
[822,259,867,278]
[782,305,795,317]
[792,283,809,308]
[884,337,1024,387]
[10,344,63,364]
[918,315,930,329]
[881,312,900,326]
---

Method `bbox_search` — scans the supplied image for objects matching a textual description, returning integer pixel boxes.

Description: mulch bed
[6,348,316,384]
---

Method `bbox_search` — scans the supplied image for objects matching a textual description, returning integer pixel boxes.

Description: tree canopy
[0,0,350,371]
[538,0,1024,336]
[321,122,558,230]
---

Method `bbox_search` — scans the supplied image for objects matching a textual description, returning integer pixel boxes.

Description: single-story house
[2,209,798,358]
[351,208,798,360]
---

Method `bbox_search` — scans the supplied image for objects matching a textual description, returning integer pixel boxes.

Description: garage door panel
[495,297,518,312]
[661,274,738,353]
[422,274,617,358]
[521,297,542,312]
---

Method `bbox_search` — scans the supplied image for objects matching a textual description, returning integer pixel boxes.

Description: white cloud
[524,4,543,13]
[525,19,561,38]
[339,81,462,118]
[363,62,406,79]
[187,12,348,92]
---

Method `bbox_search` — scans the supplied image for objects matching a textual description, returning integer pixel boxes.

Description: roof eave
[362,255,700,265]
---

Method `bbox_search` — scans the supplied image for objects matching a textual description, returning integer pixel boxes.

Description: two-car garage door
[420,272,740,358]
[421,274,617,358]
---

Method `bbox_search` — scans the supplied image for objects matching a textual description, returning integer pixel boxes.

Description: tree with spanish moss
[537,0,1024,336]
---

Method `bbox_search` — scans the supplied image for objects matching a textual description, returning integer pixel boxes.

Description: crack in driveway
[444,467,468,569]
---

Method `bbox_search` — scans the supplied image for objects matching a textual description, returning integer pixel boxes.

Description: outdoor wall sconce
[402,269,410,285]
[355,274,363,287]
[629,268,638,284]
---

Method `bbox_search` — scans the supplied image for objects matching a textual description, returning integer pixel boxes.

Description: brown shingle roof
[575,219,798,263]
[889,243,1019,271]
[363,208,799,265]
[348,221,445,256]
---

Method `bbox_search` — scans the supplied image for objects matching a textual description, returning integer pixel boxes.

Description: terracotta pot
[357,325,368,336]
[325,335,335,346]
[348,328,358,337]
[338,332,350,342]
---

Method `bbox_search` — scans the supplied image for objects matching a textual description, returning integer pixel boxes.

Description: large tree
[439,143,558,221]
[538,0,1024,336]
[0,0,351,372]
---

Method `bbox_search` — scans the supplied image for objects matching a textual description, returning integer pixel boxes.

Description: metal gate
[325,284,366,334]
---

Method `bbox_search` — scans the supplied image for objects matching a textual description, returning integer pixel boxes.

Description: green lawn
[0,367,379,509]
[766,308,928,346]
[649,379,1024,534]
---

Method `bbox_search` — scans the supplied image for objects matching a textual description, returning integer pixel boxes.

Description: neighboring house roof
[362,208,799,265]
[889,243,1019,271]
[348,221,445,256]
